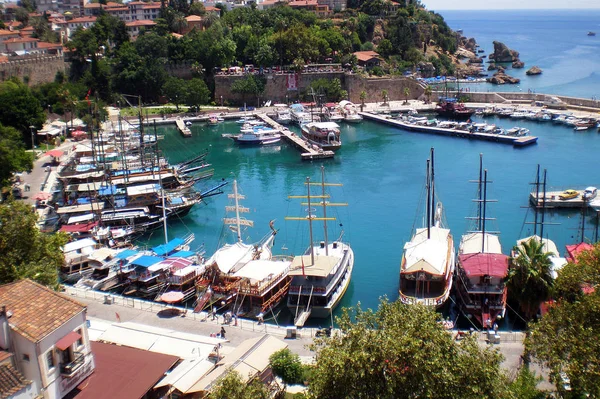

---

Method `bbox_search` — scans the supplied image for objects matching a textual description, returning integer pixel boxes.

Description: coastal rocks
[455,47,477,60]
[468,57,483,64]
[488,63,496,71]
[487,71,520,85]
[526,66,543,75]
[489,41,520,63]
[512,60,525,68]
[457,36,478,52]
[417,61,436,78]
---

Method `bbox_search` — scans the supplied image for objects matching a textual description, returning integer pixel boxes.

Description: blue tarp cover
[98,185,117,196]
[116,249,138,259]
[152,237,184,256]
[131,255,163,267]
[170,250,194,258]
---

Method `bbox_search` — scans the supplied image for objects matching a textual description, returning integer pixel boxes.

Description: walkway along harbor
[359,112,539,147]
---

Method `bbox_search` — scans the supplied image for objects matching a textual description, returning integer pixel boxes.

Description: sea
[138,10,600,328]
[439,9,600,97]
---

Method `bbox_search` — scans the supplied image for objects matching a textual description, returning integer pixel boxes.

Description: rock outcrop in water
[487,70,520,85]
[512,60,525,68]
[526,66,543,75]
[489,41,520,63]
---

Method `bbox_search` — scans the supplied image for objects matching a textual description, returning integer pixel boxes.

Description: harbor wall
[432,91,600,110]
[0,55,67,85]
[214,73,425,105]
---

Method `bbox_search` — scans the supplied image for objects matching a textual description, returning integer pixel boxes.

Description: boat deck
[360,112,539,147]
[529,190,592,208]
[254,114,335,160]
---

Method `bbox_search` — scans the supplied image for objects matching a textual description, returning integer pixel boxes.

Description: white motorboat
[300,122,342,152]
[290,104,312,125]
[275,106,292,125]
[339,100,363,123]
[232,126,281,145]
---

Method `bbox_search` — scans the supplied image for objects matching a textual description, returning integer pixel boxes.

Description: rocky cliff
[489,41,520,63]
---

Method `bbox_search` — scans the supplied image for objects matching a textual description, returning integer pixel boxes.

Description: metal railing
[60,352,85,377]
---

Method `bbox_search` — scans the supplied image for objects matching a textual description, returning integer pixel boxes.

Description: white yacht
[339,100,363,123]
[290,103,313,125]
[275,105,292,125]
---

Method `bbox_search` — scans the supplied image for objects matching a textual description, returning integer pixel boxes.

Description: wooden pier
[254,114,335,160]
[360,112,539,147]
[529,190,590,208]
[175,118,192,137]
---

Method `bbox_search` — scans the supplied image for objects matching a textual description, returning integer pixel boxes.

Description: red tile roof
[0,30,19,36]
[0,280,85,342]
[288,0,318,6]
[353,50,382,62]
[68,17,97,23]
[205,6,220,11]
[142,4,161,8]
[0,364,31,398]
[83,3,102,8]
[0,351,12,363]
[73,342,178,399]
[185,15,202,22]
[4,37,39,43]
[126,19,156,27]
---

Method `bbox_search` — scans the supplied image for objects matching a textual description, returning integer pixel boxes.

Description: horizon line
[432,8,600,11]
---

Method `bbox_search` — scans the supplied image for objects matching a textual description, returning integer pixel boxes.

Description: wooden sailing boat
[196,180,290,318]
[454,154,509,328]
[286,166,354,327]
[399,148,455,308]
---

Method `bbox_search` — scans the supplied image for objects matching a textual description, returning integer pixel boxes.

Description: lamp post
[220,95,223,107]
[29,125,36,153]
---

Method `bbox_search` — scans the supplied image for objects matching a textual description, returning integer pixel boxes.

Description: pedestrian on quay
[220,327,226,339]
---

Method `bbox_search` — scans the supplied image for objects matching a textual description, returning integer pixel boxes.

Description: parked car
[558,189,579,200]
[583,186,597,200]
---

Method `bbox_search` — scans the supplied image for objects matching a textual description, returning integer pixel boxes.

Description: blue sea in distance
[139,10,600,327]
[440,9,600,98]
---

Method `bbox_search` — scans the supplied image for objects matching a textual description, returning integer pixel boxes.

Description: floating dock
[359,112,538,147]
[254,114,335,160]
[529,190,590,208]
[175,118,192,137]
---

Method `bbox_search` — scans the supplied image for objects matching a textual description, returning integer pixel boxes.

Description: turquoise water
[141,117,600,321]
[439,9,600,98]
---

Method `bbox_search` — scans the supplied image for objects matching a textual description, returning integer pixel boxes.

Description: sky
[423,0,600,10]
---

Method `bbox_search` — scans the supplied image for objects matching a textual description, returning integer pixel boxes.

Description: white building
[0,279,95,399]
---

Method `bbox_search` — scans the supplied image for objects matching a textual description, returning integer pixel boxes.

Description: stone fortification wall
[166,61,194,80]
[0,55,67,85]
[345,74,425,104]
[215,72,425,105]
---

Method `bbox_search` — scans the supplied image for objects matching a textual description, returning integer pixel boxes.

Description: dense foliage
[526,243,600,397]
[61,3,456,104]
[0,124,33,187]
[307,299,512,399]
[0,78,46,145]
[269,348,305,387]
[0,201,68,288]
[208,370,270,399]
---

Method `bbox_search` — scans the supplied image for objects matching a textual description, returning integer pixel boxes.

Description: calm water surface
[140,117,600,323]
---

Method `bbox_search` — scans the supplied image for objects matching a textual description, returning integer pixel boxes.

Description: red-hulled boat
[435,97,475,120]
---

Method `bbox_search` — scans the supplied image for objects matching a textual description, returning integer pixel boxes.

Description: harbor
[360,112,539,147]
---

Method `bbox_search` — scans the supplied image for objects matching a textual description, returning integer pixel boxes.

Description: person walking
[220,327,226,339]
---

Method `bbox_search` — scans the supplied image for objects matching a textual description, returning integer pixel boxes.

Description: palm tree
[403,87,411,104]
[359,90,367,112]
[381,89,388,106]
[507,238,555,320]
[424,86,432,104]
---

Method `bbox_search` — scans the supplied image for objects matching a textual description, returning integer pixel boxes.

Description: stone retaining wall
[0,55,67,85]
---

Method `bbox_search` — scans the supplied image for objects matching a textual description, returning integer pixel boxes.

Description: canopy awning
[59,221,98,233]
[116,249,138,259]
[131,256,163,268]
[170,250,194,258]
[152,238,184,256]
[56,331,82,351]
[458,253,509,278]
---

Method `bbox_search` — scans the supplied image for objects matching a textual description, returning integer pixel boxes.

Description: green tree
[162,77,189,110]
[0,201,68,288]
[189,1,206,16]
[424,85,432,103]
[230,75,265,106]
[526,291,600,397]
[0,78,45,147]
[507,366,546,399]
[403,86,411,104]
[14,7,29,26]
[269,348,304,389]
[377,39,393,57]
[381,89,388,105]
[185,78,211,107]
[308,299,511,399]
[208,370,270,399]
[507,238,554,320]
[553,242,600,301]
[359,90,367,111]
[0,124,33,187]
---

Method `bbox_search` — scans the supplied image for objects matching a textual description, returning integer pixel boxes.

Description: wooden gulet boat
[454,155,509,328]
[399,148,455,308]
[286,166,354,327]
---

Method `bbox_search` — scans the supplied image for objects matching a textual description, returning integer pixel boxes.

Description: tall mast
[540,169,547,241]
[481,169,488,253]
[478,153,483,231]
[307,177,315,264]
[533,164,540,236]
[426,159,431,239]
[233,180,242,243]
[321,166,329,256]
[430,147,435,228]
[155,122,168,244]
